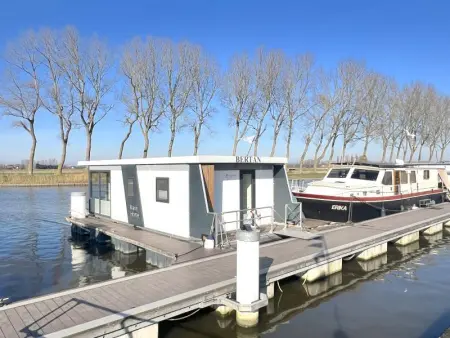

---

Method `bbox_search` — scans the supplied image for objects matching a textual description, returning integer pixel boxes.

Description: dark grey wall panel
[273,165,301,223]
[121,165,144,227]
[189,164,214,238]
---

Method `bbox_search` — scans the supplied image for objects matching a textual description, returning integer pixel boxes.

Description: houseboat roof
[78,155,288,166]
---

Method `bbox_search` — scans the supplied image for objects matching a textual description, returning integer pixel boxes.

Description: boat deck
[2,204,450,337]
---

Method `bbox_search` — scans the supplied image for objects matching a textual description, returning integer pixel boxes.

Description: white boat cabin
[78,156,295,240]
[306,162,448,198]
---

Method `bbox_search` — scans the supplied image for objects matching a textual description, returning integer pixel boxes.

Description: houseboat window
[127,179,134,197]
[424,170,430,180]
[156,177,169,203]
[350,169,379,181]
[400,171,408,184]
[327,168,350,179]
[382,172,392,185]
[410,171,417,184]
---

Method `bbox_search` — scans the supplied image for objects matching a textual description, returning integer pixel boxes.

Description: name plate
[235,156,261,163]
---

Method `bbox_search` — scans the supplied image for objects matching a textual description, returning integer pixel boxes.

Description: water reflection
[0,187,151,303]
[162,232,450,338]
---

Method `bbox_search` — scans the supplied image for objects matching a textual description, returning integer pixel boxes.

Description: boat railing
[209,206,274,248]
[209,204,303,248]
[290,179,318,192]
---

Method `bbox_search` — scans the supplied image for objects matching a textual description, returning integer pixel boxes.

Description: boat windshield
[327,168,350,179]
[350,169,379,181]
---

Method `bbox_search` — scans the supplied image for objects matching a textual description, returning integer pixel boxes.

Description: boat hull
[293,191,446,223]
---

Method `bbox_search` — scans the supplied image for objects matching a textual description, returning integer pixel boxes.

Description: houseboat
[292,162,450,223]
[77,156,297,241]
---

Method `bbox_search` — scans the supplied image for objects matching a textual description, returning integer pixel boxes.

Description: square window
[156,178,169,203]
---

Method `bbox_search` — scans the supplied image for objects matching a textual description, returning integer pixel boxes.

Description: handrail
[208,206,275,248]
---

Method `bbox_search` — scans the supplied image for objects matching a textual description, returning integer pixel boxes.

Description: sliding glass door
[90,172,111,216]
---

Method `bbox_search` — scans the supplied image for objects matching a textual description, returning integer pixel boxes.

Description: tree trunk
[285,125,292,159]
[85,130,92,161]
[429,144,436,161]
[118,122,134,159]
[168,125,176,157]
[312,139,324,171]
[396,138,404,160]
[388,141,396,162]
[315,134,333,170]
[417,143,424,162]
[362,138,370,157]
[299,137,312,172]
[28,122,37,175]
[57,117,66,175]
[232,121,240,156]
[253,136,259,156]
[270,128,280,157]
[193,124,202,156]
[58,139,68,175]
[143,131,150,158]
[342,142,348,163]
[440,146,446,161]
[327,136,338,167]
[381,145,387,163]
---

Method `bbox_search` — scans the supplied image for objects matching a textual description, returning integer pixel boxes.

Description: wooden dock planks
[2,204,450,337]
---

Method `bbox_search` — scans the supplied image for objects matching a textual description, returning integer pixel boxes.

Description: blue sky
[1,0,450,164]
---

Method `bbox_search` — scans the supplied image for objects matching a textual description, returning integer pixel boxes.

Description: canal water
[0,187,151,303]
[2,187,450,337]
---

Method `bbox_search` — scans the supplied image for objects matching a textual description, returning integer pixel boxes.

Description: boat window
[350,169,379,181]
[410,171,417,184]
[382,171,392,185]
[424,170,430,180]
[156,177,170,203]
[400,171,408,184]
[327,168,350,179]
[89,171,111,216]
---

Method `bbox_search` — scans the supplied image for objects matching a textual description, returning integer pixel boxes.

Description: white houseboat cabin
[79,156,296,240]
[293,162,450,223]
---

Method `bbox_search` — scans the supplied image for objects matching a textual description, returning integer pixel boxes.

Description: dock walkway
[2,204,450,337]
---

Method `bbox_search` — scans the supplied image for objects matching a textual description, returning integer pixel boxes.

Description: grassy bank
[287,169,327,180]
[0,169,88,186]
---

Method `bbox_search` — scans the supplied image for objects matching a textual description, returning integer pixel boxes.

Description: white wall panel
[137,165,190,238]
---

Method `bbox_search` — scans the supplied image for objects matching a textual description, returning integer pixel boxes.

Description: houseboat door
[240,170,255,226]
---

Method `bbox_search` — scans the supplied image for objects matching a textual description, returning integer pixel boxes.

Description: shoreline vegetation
[0,169,88,187]
[0,168,326,187]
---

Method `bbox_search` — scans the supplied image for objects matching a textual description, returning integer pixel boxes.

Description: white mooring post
[236,229,260,328]
[70,192,87,219]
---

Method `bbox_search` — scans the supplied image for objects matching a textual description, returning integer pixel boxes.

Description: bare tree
[359,72,388,158]
[37,29,78,174]
[279,54,315,159]
[312,70,340,170]
[160,40,193,157]
[0,32,41,174]
[221,54,256,155]
[336,60,366,161]
[189,46,219,155]
[60,27,113,161]
[251,49,283,156]
[436,97,450,161]
[121,37,163,158]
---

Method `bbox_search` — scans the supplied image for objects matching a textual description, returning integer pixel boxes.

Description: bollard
[71,192,87,219]
[236,229,260,328]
